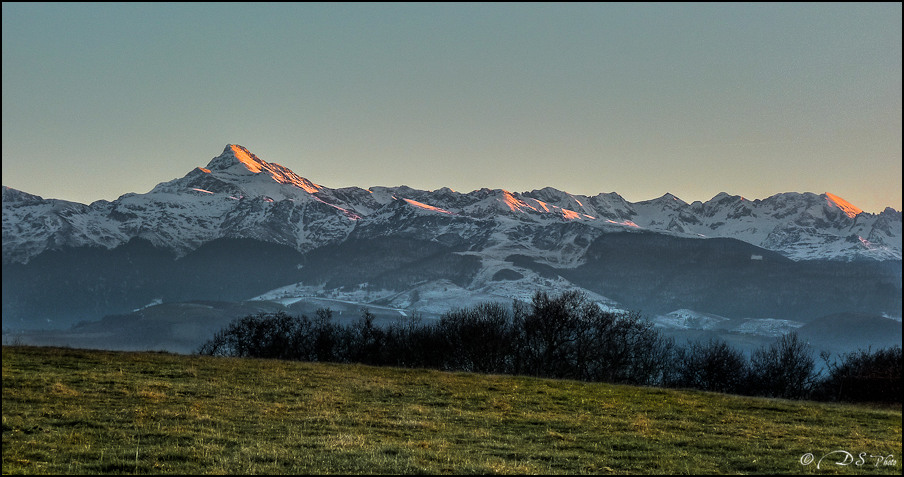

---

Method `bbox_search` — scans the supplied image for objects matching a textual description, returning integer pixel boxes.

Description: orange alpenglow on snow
[561,209,582,220]
[229,144,322,194]
[230,144,263,173]
[607,219,641,228]
[529,198,551,212]
[402,198,454,214]
[500,190,539,213]
[499,191,589,219]
[825,192,863,218]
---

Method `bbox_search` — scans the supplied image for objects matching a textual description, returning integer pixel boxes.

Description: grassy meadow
[2,345,901,474]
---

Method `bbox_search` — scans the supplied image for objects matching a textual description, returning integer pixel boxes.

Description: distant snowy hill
[3,144,901,336]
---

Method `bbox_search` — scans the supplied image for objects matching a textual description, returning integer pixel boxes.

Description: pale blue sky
[3,3,901,212]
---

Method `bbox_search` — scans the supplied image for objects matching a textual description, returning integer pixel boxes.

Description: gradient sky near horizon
[3,3,901,213]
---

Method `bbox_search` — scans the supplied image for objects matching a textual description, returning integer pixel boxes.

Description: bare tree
[748,332,816,399]
[670,338,749,394]
[815,346,902,403]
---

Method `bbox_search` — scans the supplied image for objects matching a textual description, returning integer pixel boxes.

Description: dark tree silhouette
[196,292,893,404]
[815,346,902,403]
[669,339,749,394]
[748,332,816,399]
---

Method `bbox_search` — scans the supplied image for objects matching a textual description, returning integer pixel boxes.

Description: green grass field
[2,345,901,474]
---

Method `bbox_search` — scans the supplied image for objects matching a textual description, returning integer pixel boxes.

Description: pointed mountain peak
[226,144,265,173]
[824,192,863,218]
[206,144,267,173]
[641,192,687,206]
[202,144,322,194]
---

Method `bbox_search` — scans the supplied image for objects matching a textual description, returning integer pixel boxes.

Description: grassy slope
[2,346,901,475]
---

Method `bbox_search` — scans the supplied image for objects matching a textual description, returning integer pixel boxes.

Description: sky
[2,3,901,213]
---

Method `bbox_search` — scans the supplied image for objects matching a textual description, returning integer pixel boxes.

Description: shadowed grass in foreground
[2,346,901,474]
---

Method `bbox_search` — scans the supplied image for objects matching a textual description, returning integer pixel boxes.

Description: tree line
[197,291,901,404]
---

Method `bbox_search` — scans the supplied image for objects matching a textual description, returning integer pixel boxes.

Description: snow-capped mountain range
[3,144,901,265]
[3,144,902,355]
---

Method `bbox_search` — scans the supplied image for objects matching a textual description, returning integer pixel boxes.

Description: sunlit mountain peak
[825,192,863,218]
[206,144,265,172]
[228,144,264,173]
[205,144,322,194]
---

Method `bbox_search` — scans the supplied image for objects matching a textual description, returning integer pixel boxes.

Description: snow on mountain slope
[624,191,901,261]
[652,309,734,331]
[5,144,902,342]
[731,318,804,338]
[4,145,366,261]
[651,309,805,338]
[3,144,901,266]
[2,186,128,264]
[252,263,620,321]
